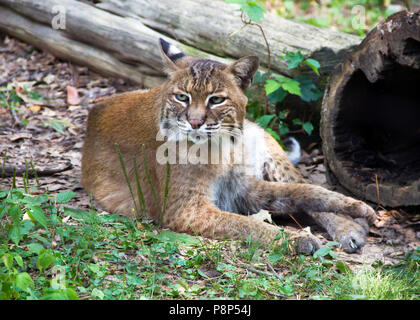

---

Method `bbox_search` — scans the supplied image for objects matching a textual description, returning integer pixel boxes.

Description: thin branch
[1,161,73,178]
[240,11,271,114]
[266,261,283,281]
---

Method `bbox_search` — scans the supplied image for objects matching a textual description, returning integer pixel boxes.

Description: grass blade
[132,157,147,219]
[30,158,40,187]
[1,150,7,178]
[160,160,171,227]
[115,143,139,216]
[12,167,16,189]
[141,144,161,219]
[23,160,29,192]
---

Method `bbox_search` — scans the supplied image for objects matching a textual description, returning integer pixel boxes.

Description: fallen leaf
[250,209,272,223]
[43,73,55,84]
[15,85,47,106]
[66,85,81,105]
[29,105,42,113]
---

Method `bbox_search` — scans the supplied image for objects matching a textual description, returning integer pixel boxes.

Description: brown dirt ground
[1,35,419,269]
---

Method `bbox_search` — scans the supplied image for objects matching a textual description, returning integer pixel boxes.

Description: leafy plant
[1,183,418,300]
[42,119,72,134]
[225,0,323,145]
[250,51,322,141]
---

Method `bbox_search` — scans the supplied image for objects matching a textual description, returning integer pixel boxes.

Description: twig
[1,161,73,178]
[223,255,285,285]
[258,286,288,299]
[403,0,411,11]
[0,127,47,133]
[240,12,271,78]
[266,261,283,281]
[9,106,20,125]
[240,11,271,114]
[374,173,386,211]
[287,213,304,229]
[0,72,21,86]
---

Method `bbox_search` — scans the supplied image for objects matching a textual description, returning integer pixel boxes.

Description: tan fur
[82,40,376,253]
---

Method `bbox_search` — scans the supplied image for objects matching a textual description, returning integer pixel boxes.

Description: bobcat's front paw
[330,216,369,253]
[343,200,377,225]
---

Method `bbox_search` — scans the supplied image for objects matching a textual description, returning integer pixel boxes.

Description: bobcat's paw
[344,200,377,225]
[331,217,369,253]
[292,233,322,254]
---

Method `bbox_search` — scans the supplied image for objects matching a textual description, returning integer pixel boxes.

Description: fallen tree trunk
[321,10,420,207]
[0,0,361,89]
[0,7,165,88]
[94,0,361,77]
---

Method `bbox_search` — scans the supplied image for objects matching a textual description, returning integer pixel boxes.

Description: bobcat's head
[158,38,259,143]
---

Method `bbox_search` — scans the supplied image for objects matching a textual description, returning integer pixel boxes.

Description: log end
[321,10,420,207]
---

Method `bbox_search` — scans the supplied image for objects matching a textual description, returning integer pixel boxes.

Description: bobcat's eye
[174,94,189,103]
[209,96,226,105]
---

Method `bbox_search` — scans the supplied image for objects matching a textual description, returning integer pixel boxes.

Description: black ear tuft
[158,38,187,73]
[159,38,171,56]
[159,38,186,63]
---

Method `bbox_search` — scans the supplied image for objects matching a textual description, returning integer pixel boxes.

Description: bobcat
[81,38,376,254]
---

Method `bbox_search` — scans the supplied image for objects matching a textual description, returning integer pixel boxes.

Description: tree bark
[320,10,420,207]
[0,0,361,88]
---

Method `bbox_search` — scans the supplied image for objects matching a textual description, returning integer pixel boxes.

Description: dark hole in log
[333,61,420,187]
[403,38,420,60]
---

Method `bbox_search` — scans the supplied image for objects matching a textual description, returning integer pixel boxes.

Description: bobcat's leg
[250,179,376,223]
[246,178,376,252]
[163,197,322,254]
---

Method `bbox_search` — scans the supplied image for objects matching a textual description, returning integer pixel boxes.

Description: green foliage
[251,50,322,142]
[1,185,418,300]
[42,120,72,134]
[0,88,24,115]
[270,0,416,37]
[225,0,323,143]
[226,0,267,22]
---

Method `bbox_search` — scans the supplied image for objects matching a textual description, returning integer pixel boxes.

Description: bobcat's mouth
[160,115,243,145]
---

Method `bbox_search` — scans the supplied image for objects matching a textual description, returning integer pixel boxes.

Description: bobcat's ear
[227,56,259,91]
[159,38,186,73]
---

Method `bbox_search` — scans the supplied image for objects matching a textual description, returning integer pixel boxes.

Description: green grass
[0,185,418,300]
[327,264,420,300]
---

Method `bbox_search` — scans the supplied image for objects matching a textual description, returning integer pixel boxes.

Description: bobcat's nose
[188,119,204,129]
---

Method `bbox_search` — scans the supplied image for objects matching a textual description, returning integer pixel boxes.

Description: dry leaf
[66,85,81,105]
[250,209,272,223]
[15,85,47,106]
[43,73,55,84]
[29,105,42,113]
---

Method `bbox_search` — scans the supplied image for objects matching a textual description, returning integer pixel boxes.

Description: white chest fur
[242,120,271,179]
[210,120,271,214]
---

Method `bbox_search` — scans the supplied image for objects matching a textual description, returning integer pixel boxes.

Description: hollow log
[0,0,361,90]
[321,10,420,207]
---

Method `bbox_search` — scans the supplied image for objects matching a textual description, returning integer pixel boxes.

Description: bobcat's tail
[284,137,301,166]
